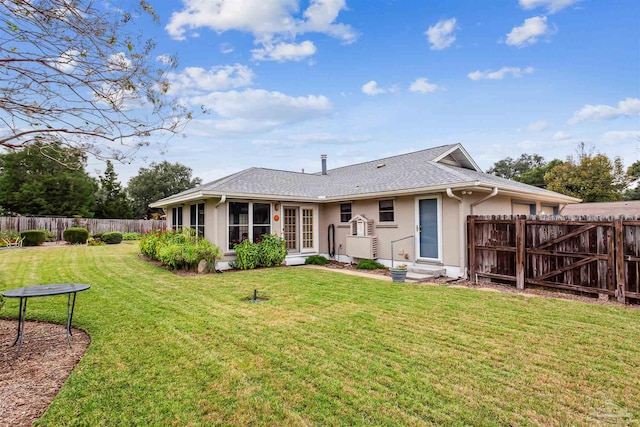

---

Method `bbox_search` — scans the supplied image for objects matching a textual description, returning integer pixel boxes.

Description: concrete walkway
[302,264,396,282]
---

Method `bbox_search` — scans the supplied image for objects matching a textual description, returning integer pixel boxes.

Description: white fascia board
[477,185,581,203]
[149,191,207,208]
[432,144,482,172]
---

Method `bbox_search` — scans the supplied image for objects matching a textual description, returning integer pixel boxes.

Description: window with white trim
[228,202,271,250]
[379,200,394,222]
[190,203,205,237]
[340,203,352,223]
[171,207,183,231]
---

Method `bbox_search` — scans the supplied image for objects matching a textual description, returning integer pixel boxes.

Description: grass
[1,243,639,426]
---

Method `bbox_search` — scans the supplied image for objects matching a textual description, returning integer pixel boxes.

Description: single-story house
[150,144,579,277]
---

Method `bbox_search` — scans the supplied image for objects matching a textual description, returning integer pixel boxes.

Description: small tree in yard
[545,143,629,202]
[0,0,190,161]
[95,161,132,219]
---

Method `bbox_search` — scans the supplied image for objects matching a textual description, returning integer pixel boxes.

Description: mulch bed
[0,319,90,427]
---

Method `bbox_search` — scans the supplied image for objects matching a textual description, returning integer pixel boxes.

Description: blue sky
[110,0,639,184]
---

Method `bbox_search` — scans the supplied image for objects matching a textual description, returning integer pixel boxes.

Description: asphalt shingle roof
[153,144,577,205]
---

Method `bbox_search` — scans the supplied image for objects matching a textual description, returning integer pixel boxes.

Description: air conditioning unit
[345,214,378,259]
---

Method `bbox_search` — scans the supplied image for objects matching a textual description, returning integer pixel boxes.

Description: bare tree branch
[0,0,190,161]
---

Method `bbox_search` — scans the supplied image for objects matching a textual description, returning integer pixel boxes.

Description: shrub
[232,234,288,270]
[123,232,141,241]
[257,234,288,267]
[88,237,105,246]
[140,229,222,271]
[0,229,19,247]
[20,230,47,246]
[356,259,387,270]
[305,255,329,265]
[101,232,123,244]
[233,239,260,270]
[30,228,55,242]
[63,227,89,244]
[92,232,104,240]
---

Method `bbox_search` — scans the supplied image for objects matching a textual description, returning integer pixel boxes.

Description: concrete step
[284,257,307,266]
[407,264,446,278]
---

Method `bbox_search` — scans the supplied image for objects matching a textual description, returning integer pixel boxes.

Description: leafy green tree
[626,160,640,181]
[623,187,640,201]
[487,153,561,189]
[486,154,546,180]
[518,159,563,188]
[127,161,202,218]
[95,161,133,219]
[622,160,640,200]
[545,144,628,202]
[0,139,97,216]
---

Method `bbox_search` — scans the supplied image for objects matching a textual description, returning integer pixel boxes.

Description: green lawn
[1,243,639,426]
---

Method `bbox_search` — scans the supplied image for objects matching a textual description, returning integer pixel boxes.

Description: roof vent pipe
[321,154,327,175]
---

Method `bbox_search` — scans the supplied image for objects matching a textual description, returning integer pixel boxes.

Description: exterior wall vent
[345,214,378,259]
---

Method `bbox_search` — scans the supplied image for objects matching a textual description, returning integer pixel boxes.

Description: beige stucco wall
[319,193,461,267]
[161,190,560,272]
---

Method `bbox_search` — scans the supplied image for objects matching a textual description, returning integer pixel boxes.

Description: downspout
[446,188,465,277]
[215,195,227,207]
[558,203,567,215]
[470,187,498,215]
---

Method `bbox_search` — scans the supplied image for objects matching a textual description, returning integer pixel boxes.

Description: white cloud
[425,18,457,50]
[601,130,640,143]
[49,49,81,72]
[526,120,550,132]
[468,66,534,81]
[361,80,391,96]
[299,0,357,43]
[252,40,317,62]
[107,52,132,72]
[409,78,439,94]
[506,16,553,47]
[187,88,332,134]
[166,64,254,96]
[252,133,370,147]
[156,54,173,65]
[553,131,572,140]
[165,0,356,61]
[519,0,580,13]
[568,98,640,124]
[220,43,234,54]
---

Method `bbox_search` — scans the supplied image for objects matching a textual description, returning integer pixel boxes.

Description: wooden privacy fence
[0,217,166,241]
[468,215,640,304]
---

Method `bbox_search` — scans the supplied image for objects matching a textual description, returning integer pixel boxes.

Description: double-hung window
[228,202,271,250]
[171,207,183,231]
[340,203,352,223]
[379,200,394,222]
[190,203,205,237]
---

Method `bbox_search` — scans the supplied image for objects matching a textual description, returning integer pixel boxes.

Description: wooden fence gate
[468,215,640,304]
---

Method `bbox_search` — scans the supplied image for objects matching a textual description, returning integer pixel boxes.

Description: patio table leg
[12,297,28,354]
[66,292,77,346]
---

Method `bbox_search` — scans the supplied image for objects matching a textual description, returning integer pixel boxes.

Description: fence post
[468,216,476,282]
[614,218,626,303]
[516,218,525,290]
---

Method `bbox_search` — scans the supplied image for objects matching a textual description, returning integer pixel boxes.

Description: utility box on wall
[345,214,378,259]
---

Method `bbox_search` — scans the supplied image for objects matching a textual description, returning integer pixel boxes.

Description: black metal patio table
[2,283,90,354]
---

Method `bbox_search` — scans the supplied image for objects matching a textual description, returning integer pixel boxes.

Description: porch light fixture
[274,203,280,211]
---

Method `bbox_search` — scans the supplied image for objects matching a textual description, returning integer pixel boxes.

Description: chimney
[321,154,327,175]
